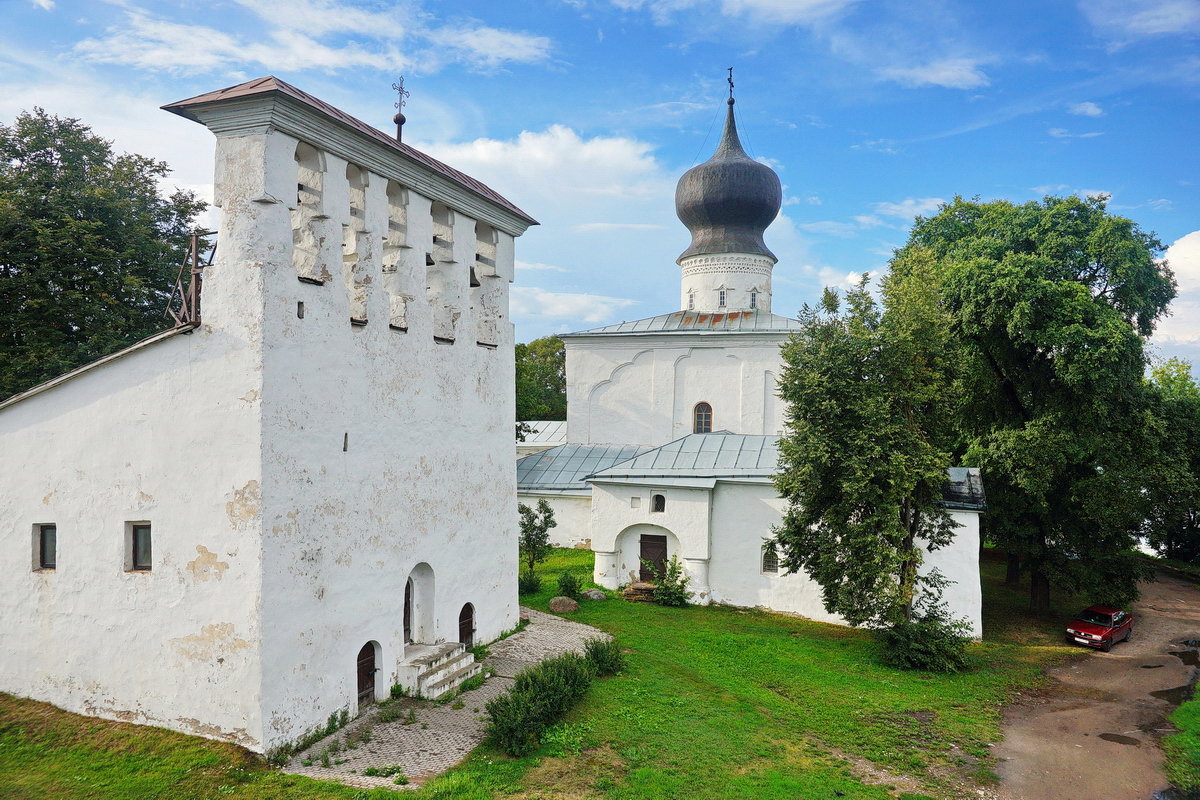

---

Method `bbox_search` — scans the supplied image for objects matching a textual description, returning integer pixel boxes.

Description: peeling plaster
[225,480,261,530]
[171,622,251,662]
[187,545,230,582]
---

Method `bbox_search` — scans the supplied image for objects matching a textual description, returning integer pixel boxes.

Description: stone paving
[284,607,608,791]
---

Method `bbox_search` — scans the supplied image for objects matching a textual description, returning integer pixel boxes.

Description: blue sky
[2,0,1198,361]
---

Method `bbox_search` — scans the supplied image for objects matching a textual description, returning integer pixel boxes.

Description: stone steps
[395,642,481,699]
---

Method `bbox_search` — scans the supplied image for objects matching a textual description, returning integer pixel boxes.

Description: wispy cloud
[1154,230,1200,345]
[1048,127,1103,139]
[608,0,859,26]
[30,0,54,10]
[872,197,945,219]
[516,260,569,272]
[1081,0,1200,42]
[851,138,899,155]
[74,2,551,75]
[879,58,990,89]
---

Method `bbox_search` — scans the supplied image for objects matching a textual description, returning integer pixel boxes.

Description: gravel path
[283,607,608,791]
[994,571,1200,800]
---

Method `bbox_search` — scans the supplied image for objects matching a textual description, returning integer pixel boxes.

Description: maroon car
[1065,605,1134,652]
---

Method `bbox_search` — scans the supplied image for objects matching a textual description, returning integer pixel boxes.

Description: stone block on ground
[621,582,657,603]
[548,596,580,613]
[583,589,607,601]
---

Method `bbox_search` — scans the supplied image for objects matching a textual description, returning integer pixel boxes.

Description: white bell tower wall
[679,252,773,313]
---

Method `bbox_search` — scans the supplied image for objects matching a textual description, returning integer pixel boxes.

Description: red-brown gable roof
[162,76,536,226]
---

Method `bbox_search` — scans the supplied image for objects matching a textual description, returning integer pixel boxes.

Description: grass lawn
[0,548,1087,800]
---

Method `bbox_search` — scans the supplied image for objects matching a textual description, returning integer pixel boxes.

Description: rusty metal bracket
[166,230,216,327]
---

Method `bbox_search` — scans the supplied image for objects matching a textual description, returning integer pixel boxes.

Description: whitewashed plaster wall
[563,336,788,446]
[679,252,774,313]
[516,492,592,549]
[0,167,269,746]
[590,478,984,637]
[209,125,523,752]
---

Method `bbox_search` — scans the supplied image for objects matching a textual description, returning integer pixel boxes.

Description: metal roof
[588,434,987,510]
[519,420,567,445]
[561,309,804,337]
[162,76,536,226]
[517,443,652,492]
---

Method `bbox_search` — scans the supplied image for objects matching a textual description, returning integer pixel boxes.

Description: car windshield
[1075,610,1113,626]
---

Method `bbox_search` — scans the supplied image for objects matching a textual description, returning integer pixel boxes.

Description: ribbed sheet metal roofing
[590,434,987,510]
[561,309,805,337]
[517,443,651,491]
[520,420,567,444]
[162,76,536,225]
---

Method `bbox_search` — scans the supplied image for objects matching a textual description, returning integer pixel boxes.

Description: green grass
[0,548,1086,800]
[1165,698,1200,790]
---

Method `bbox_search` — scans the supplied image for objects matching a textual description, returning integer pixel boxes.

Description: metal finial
[727,67,734,104]
[391,77,410,142]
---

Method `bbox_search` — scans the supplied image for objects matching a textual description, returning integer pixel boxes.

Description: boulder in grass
[548,596,580,613]
[583,589,607,601]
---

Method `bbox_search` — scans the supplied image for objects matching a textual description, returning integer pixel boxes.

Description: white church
[517,92,985,635]
[0,77,535,754]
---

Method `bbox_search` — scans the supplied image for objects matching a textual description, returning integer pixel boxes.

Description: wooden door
[403,579,413,644]
[356,643,376,705]
[639,535,668,581]
[458,603,475,647]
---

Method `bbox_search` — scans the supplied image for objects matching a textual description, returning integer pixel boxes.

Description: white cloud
[816,267,863,291]
[1068,101,1104,117]
[608,0,858,25]
[879,58,990,89]
[73,3,550,75]
[516,260,569,272]
[1154,231,1200,345]
[511,287,638,323]
[872,197,945,219]
[851,138,898,154]
[31,0,54,9]
[1081,0,1200,40]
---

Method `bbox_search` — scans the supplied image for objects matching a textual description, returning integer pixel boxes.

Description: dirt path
[995,572,1200,800]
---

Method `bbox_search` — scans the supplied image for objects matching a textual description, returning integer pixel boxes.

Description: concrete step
[395,642,466,695]
[417,649,474,689]
[422,659,482,699]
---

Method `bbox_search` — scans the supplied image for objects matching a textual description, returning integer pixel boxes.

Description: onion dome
[675,98,782,263]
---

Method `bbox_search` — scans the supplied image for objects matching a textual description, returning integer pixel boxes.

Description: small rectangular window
[36,524,56,570]
[688,292,695,311]
[131,524,152,571]
[750,290,758,309]
[718,289,727,307]
[762,543,779,574]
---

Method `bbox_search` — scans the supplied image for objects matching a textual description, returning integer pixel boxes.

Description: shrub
[877,594,972,673]
[583,637,625,675]
[518,569,542,595]
[557,571,582,598]
[485,652,596,757]
[641,555,691,607]
[363,765,406,777]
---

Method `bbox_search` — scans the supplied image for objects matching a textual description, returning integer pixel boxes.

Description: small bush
[389,684,409,699]
[363,765,406,777]
[518,570,542,595]
[877,596,972,673]
[557,571,582,598]
[641,555,691,607]
[583,637,625,675]
[485,652,596,757]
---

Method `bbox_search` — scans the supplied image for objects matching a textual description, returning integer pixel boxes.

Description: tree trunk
[1005,552,1022,585]
[1029,569,1051,615]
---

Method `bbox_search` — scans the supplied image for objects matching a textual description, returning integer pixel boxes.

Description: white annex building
[517,93,985,636]
[0,77,535,754]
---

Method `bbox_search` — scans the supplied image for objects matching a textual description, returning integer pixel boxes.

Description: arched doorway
[613,524,681,585]
[458,603,475,647]
[356,642,378,705]
[403,563,435,645]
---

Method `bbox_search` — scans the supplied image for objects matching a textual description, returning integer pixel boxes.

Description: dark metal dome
[675,99,781,263]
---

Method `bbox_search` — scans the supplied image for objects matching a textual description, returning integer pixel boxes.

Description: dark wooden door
[356,643,376,705]
[458,603,475,647]
[403,579,413,644]
[639,535,668,581]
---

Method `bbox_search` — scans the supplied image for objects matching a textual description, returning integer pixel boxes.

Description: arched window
[458,603,475,647]
[651,494,666,513]
[761,543,779,574]
[693,402,713,434]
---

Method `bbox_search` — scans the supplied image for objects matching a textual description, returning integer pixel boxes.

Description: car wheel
[1101,639,1112,653]
[1125,627,1133,643]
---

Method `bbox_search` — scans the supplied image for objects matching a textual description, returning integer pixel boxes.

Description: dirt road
[994,572,1200,800]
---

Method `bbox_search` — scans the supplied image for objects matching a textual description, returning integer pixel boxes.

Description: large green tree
[904,195,1173,613]
[515,335,566,421]
[0,108,205,400]
[773,249,959,628]
[1142,358,1200,563]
